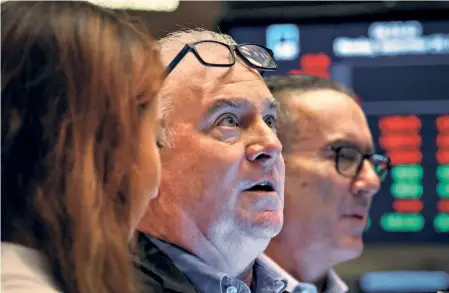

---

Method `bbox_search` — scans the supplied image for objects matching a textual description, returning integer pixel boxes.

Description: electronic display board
[225,19,449,243]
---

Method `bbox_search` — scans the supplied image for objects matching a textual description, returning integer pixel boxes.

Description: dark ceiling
[125,1,449,39]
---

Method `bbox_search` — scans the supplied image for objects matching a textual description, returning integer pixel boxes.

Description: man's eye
[339,150,359,162]
[216,114,239,127]
[264,115,277,129]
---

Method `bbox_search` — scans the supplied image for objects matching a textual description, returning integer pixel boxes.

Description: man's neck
[294,259,330,290]
[138,205,269,280]
[265,240,333,292]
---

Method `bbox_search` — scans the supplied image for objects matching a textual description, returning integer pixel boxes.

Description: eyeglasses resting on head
[165,40,278,76]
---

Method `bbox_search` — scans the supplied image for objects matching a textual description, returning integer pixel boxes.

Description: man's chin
[335,235,365,260]
[246,210,284,239]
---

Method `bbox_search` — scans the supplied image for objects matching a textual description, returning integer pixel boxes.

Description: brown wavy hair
[1,1,164,293]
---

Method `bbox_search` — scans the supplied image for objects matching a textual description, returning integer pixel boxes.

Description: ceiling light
[89,0,179,12]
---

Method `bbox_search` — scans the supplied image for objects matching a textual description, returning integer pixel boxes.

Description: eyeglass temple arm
[164,45,191,77]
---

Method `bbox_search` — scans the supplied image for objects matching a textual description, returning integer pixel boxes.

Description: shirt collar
[324,269,348,293]
[146,234,287,293]
[258,254,348,293]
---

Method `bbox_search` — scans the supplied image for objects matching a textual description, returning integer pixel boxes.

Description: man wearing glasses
[135,29,287,293]
[262,75,391,293]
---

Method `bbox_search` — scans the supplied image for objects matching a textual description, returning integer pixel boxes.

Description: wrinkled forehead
[160,42,269,113]
[201,62,268,102]
[287,90,373,149]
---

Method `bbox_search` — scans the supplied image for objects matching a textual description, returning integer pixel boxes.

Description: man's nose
[352,160,381,198]
[245,121,282,167]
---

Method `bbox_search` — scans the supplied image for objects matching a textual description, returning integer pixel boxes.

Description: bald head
[264,75,359,153]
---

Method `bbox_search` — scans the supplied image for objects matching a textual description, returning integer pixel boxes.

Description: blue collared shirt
[259,254,348,293]
[147,235,288,293]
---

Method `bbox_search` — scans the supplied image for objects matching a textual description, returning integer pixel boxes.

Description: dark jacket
[134,232,199,293]
[134,232,291,293]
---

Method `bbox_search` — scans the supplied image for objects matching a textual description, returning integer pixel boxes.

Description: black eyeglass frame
[165,40,278,76]
[330,146,391,182]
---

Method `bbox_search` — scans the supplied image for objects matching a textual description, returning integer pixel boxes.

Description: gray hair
[158,28,237,63]
[157,28,238,147]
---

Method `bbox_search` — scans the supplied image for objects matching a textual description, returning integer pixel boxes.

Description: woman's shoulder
[1,242,62,293]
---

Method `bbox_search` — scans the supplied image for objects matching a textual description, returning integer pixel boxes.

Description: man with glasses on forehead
[135,29,287,293]
[262,75,390,293]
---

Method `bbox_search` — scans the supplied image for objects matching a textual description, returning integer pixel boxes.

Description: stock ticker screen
[226,19,449,243]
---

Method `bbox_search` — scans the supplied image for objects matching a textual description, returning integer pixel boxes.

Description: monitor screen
[225,19,449,243]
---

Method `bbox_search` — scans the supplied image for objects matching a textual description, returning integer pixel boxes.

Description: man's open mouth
[244,181,275,192]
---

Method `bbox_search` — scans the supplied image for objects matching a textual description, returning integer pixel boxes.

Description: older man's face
[159,51,284,241]
[280,89,380,262]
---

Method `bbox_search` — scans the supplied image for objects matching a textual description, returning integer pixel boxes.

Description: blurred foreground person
[135,29,288,293]
[263,75,390,293]
[1,1,164,293]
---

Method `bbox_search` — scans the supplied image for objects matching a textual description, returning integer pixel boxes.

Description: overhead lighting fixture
[89,0,179,12]
[0,0,180,12]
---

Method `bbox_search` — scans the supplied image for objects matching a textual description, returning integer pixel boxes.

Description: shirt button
[226,286,238,293]
[222,276,232,286]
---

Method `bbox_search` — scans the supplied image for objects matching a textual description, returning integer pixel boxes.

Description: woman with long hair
[1,1,164,293]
